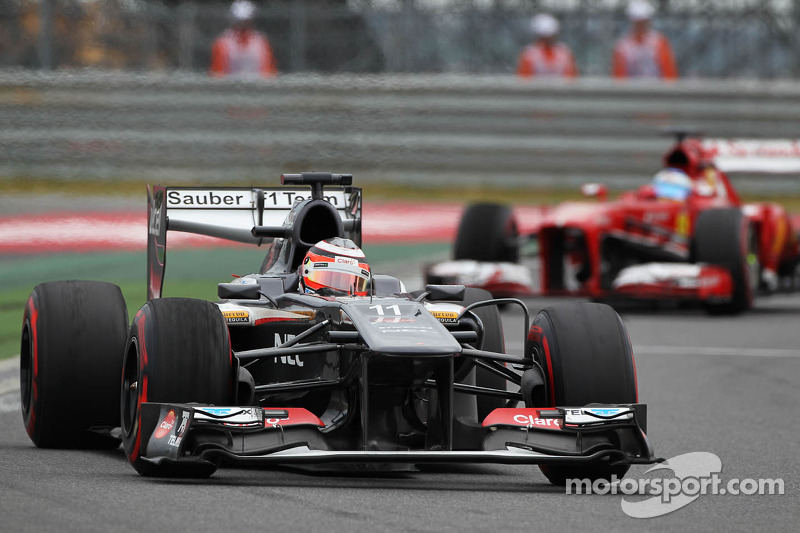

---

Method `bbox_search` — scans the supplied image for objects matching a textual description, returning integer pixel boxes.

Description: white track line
[0,357,19,373]
[0,377,18,395]
[0,357,20,414]
[634,345,800,358]
[499,342,800,359]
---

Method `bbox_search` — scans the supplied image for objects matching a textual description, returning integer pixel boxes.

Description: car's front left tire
[121,298,234,477]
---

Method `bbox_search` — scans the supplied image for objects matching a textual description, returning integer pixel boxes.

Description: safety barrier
[0,71,798,192]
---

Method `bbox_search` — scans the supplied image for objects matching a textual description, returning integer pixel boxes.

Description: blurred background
[0,0,798,77]
[0,1,799,190]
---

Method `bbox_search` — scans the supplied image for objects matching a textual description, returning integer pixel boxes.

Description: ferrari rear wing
[147,174,362,299]
[702,139,800,173]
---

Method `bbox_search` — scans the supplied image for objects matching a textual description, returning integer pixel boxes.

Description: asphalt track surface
[1,269,799,531]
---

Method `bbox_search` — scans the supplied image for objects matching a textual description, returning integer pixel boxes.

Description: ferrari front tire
[454,203,519,263]
[693,207,757,314]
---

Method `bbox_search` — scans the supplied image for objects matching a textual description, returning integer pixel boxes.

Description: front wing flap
[138,402,657,469]
[425,258,735,304]
[612,262,734,302]
[424,260,535,298]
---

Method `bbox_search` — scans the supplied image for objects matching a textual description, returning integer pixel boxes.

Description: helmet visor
[653,182,691,201]
[305,267,370,295]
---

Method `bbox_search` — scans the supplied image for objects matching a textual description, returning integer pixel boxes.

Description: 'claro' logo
[154,410,176,439]
[513,414,562,428]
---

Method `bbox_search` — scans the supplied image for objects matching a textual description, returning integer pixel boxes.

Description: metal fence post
[38,0,53,70]
[289,0,307,72]
[177,2,198,71]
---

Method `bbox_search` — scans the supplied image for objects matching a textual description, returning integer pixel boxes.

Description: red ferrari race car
[426,133,800,314]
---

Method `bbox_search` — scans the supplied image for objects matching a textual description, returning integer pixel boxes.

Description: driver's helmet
[230,0,256,22]
[651,167,693,201]
[299,238,370,296]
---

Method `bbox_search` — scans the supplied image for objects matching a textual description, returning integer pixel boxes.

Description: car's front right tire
[21,281,127,449]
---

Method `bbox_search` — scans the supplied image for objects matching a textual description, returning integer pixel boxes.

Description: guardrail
[1,71,799,192]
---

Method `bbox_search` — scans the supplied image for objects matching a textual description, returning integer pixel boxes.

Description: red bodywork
[533,137,799,301]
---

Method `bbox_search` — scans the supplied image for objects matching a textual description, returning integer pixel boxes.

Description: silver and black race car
[20,173,657,484]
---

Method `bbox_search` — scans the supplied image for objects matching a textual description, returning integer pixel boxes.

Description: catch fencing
[0,71,799,192]
[1,1,799,78]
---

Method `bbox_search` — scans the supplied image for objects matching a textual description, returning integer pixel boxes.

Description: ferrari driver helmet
[299,238,371,296]
[651,167,693,201]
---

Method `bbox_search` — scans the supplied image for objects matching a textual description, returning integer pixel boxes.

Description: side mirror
[580,183,608,201]
[637,184,657,200]
[424,284,466,302]
[218,282,261,300]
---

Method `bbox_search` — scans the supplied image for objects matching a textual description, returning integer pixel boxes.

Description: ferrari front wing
[425,258,735,304]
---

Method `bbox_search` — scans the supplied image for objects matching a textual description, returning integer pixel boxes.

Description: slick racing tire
[462,288,507,422]
[121,298,234,478]
[526,302,637,486]
[693,208,758,315]
[20,281,128,448]
[454,203,519,263]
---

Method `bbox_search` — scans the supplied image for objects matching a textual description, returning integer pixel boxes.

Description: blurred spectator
[210,0,278,78]
[612,0,677,79]
[517,14,577,78]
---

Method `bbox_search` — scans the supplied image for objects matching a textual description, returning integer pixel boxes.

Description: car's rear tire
[526,302,637,486]
[462,288,507,421]
[428,287,506,423]
[121,298,234,478]
[693,208,758,314]
[454,203,519,263]
[20,281,128,448]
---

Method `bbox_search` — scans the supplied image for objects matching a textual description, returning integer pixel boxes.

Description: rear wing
[147,174,361,299]
[702,139,800,173]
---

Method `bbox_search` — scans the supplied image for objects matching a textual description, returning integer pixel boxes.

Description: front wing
[425,259,734,303]
[424,260,535,298]
[138,402,657,470]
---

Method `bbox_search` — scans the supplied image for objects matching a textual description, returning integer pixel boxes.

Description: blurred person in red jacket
[210,0,278,78]
[613,0,677,79]
[517,13,577,78]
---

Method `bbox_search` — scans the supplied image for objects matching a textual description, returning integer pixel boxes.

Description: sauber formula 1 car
[20,173,656,483]
[426,134,800,314]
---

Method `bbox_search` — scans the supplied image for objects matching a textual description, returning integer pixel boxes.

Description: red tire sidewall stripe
[130,311,148,462]
[742,217,754,306]
[624,325,639,403]
[542,336,556,407]
[24,296,39,436]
